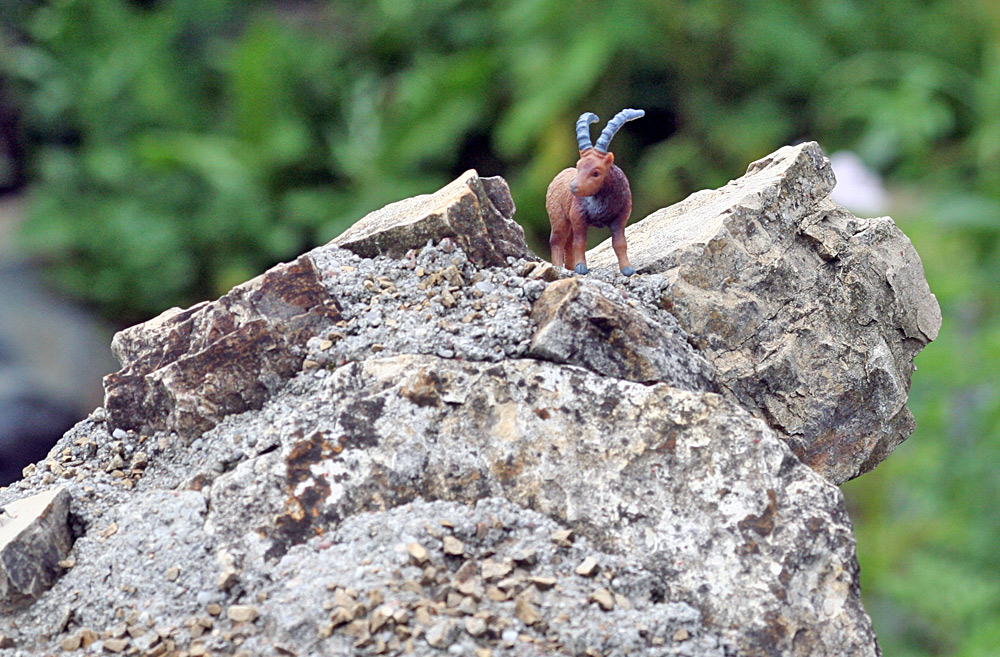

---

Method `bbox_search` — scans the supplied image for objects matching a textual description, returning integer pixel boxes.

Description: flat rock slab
[589,142,941,483]
[332,170,534,266]
[0,487,72,607]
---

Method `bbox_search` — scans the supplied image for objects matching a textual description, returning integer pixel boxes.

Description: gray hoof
[621,266,636,276]
[574,263,589,275]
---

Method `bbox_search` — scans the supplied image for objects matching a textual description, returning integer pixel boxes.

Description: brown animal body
[545,109,644,275]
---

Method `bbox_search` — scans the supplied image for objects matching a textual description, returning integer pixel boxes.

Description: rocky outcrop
[202,354,872,656]
[103,255,342,436]
[589,142,941,483]
[0,150,938,657]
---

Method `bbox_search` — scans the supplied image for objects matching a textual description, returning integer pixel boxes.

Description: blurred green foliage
[4,0,996,317]
[842,201,1000,657]
[2,1,1000,655]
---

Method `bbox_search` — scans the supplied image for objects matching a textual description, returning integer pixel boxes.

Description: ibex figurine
[545,108,644,275]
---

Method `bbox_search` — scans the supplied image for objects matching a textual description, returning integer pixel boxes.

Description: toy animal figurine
[545,108,645,276]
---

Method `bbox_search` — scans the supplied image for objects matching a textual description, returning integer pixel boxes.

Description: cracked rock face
[589,141,941,483]
[0,150,937,656]
[103,254,341,436]
[528,277,716,390]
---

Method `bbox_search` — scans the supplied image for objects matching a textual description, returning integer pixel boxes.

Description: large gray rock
[588,141,940,483]
[199,354,875,657]
[528,277,716,391]
[0,147,938,656]
[239,498,723,657]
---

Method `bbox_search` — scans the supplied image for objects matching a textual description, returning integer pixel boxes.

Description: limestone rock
[102,254,341,435]
[528,277,715,391]
[332,170,533,266]
[200,354,877,657]
[0,487,72,607]
[588,141,941,483]
[102,170,534,438]
[0,144,939,657]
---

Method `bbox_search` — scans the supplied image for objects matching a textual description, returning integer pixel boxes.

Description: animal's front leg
[568,214,589,274]
[610,218,635,276]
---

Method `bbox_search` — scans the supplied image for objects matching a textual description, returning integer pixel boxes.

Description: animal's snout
[569,180,579,194]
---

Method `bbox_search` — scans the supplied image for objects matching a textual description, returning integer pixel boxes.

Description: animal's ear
[605,151,614,166]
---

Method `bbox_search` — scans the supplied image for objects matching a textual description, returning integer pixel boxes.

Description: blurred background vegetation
[1,0,997,654]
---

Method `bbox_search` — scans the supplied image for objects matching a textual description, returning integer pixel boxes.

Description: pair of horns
[576,108,645,153]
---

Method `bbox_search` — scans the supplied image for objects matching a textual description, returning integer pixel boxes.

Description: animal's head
[570,109,644,197]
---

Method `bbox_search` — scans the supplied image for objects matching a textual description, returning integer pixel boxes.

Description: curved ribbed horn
[576,112,600,151]
[594,108,645,153]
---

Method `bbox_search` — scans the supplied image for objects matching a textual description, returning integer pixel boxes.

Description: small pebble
[227,605,259,623]
[465,616,487,637]
[425,620,455,648]
[514,595,542,626]
[60,635,81,651]
[551,529,574,547]
[575,556,599,577]
[481,559,512,581]
[408,542,430,564]
[590,587,615,611]
[442,536,465,556]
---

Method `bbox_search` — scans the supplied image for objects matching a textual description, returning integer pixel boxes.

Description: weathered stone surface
[588,141,941,483]
[198,354,876,657]
[0,487,72,607]
[0,144,940,656]
[332,170,534,266]
[241,498,717,656]
[101,170,544,440]
[102,254,341,435]
[528,277,715,390]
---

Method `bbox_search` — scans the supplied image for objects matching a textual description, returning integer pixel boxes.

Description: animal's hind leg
[568,218,589,274]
